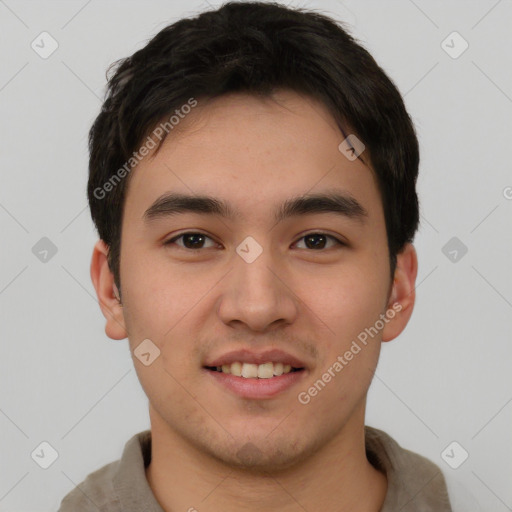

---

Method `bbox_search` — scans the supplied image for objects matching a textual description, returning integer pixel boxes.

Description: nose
[216,243,299,332]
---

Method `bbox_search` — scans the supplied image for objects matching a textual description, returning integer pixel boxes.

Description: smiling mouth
[204,362,305,379]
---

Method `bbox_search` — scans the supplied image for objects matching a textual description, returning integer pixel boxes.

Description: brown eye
[165,232,217,250]
[294,233,344,250]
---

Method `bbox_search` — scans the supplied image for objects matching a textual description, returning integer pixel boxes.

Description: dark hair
[88,1,420,296]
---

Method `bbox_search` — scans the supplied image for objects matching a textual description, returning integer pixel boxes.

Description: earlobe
[90,239,128,340]
[381,243,418,342]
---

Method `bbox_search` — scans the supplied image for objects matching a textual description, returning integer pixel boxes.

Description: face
[92,90,417,471]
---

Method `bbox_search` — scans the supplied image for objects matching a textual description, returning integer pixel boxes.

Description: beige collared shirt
[58,426,453,511]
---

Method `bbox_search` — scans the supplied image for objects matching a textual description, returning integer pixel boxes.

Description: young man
[59,2,453,510]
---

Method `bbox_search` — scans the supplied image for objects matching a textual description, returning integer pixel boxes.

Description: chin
[220,447,301,473]
[203,433,318,474]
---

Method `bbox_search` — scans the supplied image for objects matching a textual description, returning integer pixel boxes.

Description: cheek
[121,245,202,339]
[308,261,389,338]
[120,247,211,384]
[299,254,389,398]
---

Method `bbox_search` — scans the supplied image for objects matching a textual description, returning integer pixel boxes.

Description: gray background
[0,0,511,510]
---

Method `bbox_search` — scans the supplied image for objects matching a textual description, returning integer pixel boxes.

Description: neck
[145,405,387,512]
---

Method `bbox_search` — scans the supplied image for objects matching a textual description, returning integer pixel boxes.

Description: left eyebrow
[275,192,368,224]
[142,191,368,225]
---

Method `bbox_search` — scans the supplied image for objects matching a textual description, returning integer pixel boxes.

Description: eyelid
[165,231,219,248]
[292,232,346,249]
[294,230,347,245]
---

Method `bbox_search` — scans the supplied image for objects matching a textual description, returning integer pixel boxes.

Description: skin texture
[91,89,418,511]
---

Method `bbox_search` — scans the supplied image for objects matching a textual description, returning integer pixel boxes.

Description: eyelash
[164,232,346,251]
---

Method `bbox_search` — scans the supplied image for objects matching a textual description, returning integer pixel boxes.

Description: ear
[381,243,418,342]
[90,239,127,340]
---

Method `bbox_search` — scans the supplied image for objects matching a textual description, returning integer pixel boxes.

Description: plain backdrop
[0,0,511,510]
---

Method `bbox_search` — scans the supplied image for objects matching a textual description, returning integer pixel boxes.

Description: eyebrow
[143,191,368,225]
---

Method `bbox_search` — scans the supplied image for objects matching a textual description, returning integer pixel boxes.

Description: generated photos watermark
[93,97,198,200]
[297,302,402,405]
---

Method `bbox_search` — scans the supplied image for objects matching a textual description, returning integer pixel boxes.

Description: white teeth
[241,363,259,378]
[215,361,298,378]
[230,362,242,377]
[273,362,284,376]
[257,362,274,379]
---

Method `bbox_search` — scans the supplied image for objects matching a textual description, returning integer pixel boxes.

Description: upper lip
[204,349,307,369]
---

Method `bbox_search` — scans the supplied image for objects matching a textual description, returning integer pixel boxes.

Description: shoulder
[57,430,152,512]
[57,458,121,511]
[365,426,441,475]
[365,426,453,512]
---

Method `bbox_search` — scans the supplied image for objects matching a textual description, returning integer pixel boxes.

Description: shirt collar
[111,427,451,512]
[112,429,164,511]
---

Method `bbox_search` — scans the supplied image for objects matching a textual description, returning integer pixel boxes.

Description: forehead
[123,90,383,227]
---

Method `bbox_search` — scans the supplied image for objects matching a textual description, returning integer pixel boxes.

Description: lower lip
[204,369,307,399]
